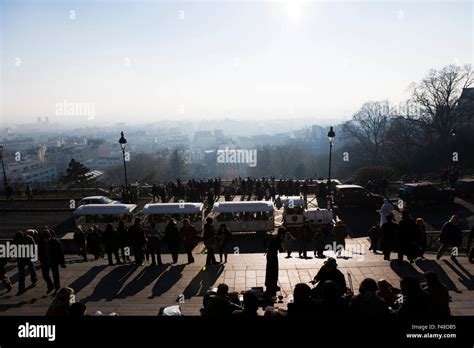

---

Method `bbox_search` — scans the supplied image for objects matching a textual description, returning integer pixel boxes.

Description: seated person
[202,283,243,318]
[233,290,259,317]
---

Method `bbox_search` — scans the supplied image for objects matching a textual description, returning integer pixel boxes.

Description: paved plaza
[0,238,473,316]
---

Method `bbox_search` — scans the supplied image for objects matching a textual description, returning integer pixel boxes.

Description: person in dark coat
[311,257,347,298]
[165,218,181,263]
[368,223,381,254]
[73,225,88,262]
[103,223,121,266]
[313,223,326,258]
[264,228,284,298]
[332,221,348,257]
[13,231,38,295]
[181,219,198,264]
[397,276,430,318]
[397,210,419,263]
[299,221,311,258]
[232,290,259,317]
[146,221,163,266]
[38,228,66,293]
[87,227,102,261]
[422,272,450,317]
[437,215,463,260]
[380,214,397,260]
[203,217,218,265]
[287,282,319,317]
[416,218,427,259]
[349,278,390,319]
[128,218,147,266]
[202,283,243,318]
[117,220,130,263]
[216,223,232,263]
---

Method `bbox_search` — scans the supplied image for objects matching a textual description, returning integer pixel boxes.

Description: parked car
[80,196,119,205]
[333,185,384,208]
[398,182,454,206]
[454,178,474,198]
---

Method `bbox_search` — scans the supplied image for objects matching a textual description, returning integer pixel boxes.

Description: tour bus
[141,202,205,233]
[210,201,275,233]
[276,195,306,228]
[73,203,138,231]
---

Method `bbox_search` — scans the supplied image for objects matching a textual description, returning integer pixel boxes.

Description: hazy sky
[0,0,473,125]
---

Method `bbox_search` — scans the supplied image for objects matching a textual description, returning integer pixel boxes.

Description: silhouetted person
[437,214,462,260]
[14,231,37,295]
[117,220,130,263]
[376,279,399,310]
[69,302,87,318]
[264,228,284,298]
[380,214,397,260]
[216,223,232,263]
[416,218,427,259]
[165,218,180,263]
[38,228,66,293]
[299,221,311,258]
[146,221,163,266]
[282,229,296,258]
[313,223,326,258]
[103,223,121,265]
[332,221,348,257]
[46,287,74,316]
[203,217,217,265]
[397,276,429,318]
[315,280,348,316]
[311,257,347,298]
[87,227,102,261]
[423,272,450,317]
[397,210,419,263]
[349,278,390,319]
[287,283,319,317]
[129,218,147,266]
[368,223,381,254]
[181,219,198,264]
[73,225,88,262]
[232,290,259,317]
[202,283,242,318]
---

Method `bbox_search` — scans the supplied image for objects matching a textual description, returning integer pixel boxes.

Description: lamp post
[118,131,129,198]
[0,145,7,188]
[327,127,335,208]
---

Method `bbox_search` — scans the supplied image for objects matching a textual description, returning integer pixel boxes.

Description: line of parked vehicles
[73,177,474,235]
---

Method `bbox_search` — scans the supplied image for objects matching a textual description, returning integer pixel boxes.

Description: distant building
[6,160,57,184]
[85,156,122,171]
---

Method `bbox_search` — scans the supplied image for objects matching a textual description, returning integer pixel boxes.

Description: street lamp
[0,145,7,188]
[327,126,335,207]
[118,131,129,197]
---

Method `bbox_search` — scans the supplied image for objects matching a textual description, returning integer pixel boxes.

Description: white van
[211,201,275,233]
[142,202,205,233]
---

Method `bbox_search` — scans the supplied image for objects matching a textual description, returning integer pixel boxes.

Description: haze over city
[1,0,472,125]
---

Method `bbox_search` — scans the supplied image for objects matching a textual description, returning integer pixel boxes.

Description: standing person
[397,210,419,263]
[368,223,381,254]
[38,229,66,293]
[216,223,232,263]
[0,256,12,292]
[13,231,38,295]
[299,220,311,259]
[437,215,463,260]
[181,219,198,264]
[128,218,147,266]
[117,220,130,263]
[380,214,397,261]
[165,218,181,264]
[103,223,121,266]
[377,199,394,227]
[416,218,427,259]
[87,228,102,261]
[332,220,348,258]
[282,228,296,258]
[73,225,88,262]
[313,223,326,259]
[146,221,163,266]
[25,184,33,201]
[203,217,217,265]
[311,257,347,296]
[264,228,284,298]
[151,184,159,203]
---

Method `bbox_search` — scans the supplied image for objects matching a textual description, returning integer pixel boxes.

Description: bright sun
[286,1,303,24]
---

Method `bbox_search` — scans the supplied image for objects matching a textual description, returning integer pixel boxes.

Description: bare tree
[342,101,392,164]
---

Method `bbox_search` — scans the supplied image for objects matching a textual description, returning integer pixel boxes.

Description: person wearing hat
[46,287,75,316]
[311,257,347,297]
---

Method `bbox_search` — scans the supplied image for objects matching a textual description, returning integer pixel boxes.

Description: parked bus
[73,204,138,231]
[210,201,275,233]
[142,202,205,233]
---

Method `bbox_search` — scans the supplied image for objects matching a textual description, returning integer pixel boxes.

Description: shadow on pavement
[182,264,224,299]
[415,259,459,291]
[118,264,168,298]
[83,264,136,301]
[150,264,186,298]
[68,265,107,294]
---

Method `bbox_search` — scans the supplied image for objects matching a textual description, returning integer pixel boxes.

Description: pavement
[0,238,473,316]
